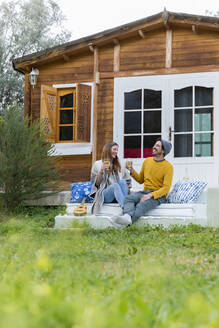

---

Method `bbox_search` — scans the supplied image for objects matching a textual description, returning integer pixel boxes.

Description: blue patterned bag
[70,182,93,203]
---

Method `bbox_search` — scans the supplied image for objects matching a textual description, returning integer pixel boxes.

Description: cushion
[167,180,207,204]
[70,182,93,203]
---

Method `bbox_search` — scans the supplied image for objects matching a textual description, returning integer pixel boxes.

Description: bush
[0,104,62,210]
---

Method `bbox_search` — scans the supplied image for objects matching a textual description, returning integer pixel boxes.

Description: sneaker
[111,213,132,226]
[107,217,123,228]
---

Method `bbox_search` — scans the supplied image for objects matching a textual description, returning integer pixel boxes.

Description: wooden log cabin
[13,10,219,190]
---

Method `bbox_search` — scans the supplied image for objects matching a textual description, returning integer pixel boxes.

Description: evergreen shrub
[0,104,62,210]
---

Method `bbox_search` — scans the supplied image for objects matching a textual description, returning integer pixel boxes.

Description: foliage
[0,209,218,327]
[0,0,72,110]
[0,104,62,209]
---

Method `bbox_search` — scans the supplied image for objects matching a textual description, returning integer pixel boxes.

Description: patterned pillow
[167,180,207,204]
[70,182,93,203]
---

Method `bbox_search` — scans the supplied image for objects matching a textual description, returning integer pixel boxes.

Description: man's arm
[130,160,146,184]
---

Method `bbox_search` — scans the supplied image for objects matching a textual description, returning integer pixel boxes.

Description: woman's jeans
[103,180,128,207]
[123,190,167,223]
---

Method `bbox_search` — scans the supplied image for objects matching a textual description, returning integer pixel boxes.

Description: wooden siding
[28,52,94,187]
[120,29,166,71]
[96,78,114,159]
[56,155,92,189]
[31,51,93,121]
[172,27,219,67]
[98,44,114,72]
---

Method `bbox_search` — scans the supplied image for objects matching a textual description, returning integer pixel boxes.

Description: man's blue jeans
[123,190,167,223]
[103,179,128,207]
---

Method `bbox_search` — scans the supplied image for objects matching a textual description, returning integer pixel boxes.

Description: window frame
[173,85,214,158]
[50,83,93,156]
[123,88,162,158]
[114,72,219,165]
[57,88,76,143]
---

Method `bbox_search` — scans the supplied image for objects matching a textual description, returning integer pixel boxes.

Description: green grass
[0,207,218,328]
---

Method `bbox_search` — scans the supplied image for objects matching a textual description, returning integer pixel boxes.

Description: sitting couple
[90,139,173,228]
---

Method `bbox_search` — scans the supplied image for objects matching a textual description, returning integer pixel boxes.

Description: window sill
[50,143,92,156]
[173,157,214,164]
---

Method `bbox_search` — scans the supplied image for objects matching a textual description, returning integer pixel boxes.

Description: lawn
[0,207,218,328]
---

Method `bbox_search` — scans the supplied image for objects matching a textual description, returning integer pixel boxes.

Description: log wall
[172,27,219,67]
[120,29,166,71]
[25,26,219,189]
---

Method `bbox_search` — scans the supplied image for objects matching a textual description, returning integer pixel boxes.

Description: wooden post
[24,72,31,118]
[114,42,120,72]
[92,47,99,164]
[165,29,172,68]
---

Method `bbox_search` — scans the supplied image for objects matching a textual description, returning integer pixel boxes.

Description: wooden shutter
[40,85,57,142]
[76,84,91,142]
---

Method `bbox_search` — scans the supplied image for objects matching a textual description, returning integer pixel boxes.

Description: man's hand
[126,162,134,174]
[140,193,153,202]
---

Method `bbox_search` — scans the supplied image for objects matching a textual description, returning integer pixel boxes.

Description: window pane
[124,90,141,109]
[174,109,192,132]
[143,135,161,158]
[174,87,192,107]
[124,112,141,134]
[60,110,73,124]
[144,89,161,109]
[60,93,73,108]
[124,136,141,158]
[174,134,192,157]
[195,108,213,131]
[144,111,161,133]
[195,133,213,157]
[59,126,73,141]
[195,86,213,106]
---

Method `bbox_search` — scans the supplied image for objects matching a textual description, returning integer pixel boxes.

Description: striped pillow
[167,180,207,204]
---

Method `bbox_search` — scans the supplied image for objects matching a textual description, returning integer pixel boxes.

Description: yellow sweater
[131,157,173,199]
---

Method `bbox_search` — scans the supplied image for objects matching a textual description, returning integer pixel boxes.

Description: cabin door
[114,75,168,190]
[114,72,219,188]
[167,72,219,186]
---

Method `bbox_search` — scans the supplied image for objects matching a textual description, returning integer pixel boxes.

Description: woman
[90,141,131,215]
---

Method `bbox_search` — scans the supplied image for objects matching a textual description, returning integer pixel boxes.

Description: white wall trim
[53,82,93,88]
[50,142,92,156]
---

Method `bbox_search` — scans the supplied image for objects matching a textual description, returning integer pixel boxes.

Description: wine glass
[103,159,111,175]
[126,158,133,170]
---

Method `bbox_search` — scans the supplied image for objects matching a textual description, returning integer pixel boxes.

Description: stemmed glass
[103,158,111,174]
[126,158,133,170]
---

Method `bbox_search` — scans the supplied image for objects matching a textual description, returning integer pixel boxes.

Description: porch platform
[54,202,208,229]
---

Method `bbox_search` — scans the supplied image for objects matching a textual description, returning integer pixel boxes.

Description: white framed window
[40,83,93,155]
[114,72,219,162]
[173,85,214,158]
[123,88,162,158]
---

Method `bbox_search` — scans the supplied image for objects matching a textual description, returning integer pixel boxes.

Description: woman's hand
[102,160,111,175]
[101,161,110,171]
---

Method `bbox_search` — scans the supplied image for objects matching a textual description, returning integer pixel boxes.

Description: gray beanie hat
[161,139,172,156]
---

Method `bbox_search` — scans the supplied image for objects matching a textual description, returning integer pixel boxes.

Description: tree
[0,0,72,111]
[0,104,62,210]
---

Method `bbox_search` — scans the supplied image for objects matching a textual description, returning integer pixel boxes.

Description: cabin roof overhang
[13,10,219,74]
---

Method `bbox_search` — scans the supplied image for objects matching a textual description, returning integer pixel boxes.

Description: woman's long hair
[101,141,121,173]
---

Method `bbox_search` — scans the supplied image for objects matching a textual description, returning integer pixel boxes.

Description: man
[109,138,173,227]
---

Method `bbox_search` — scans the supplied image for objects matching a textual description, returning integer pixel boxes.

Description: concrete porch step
[66,202,207,219]
[54,213,208,230]
[55,201,208,229]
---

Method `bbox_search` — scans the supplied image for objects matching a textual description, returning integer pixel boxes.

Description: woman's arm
[95,168,104,186]
[91,161,108,187]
